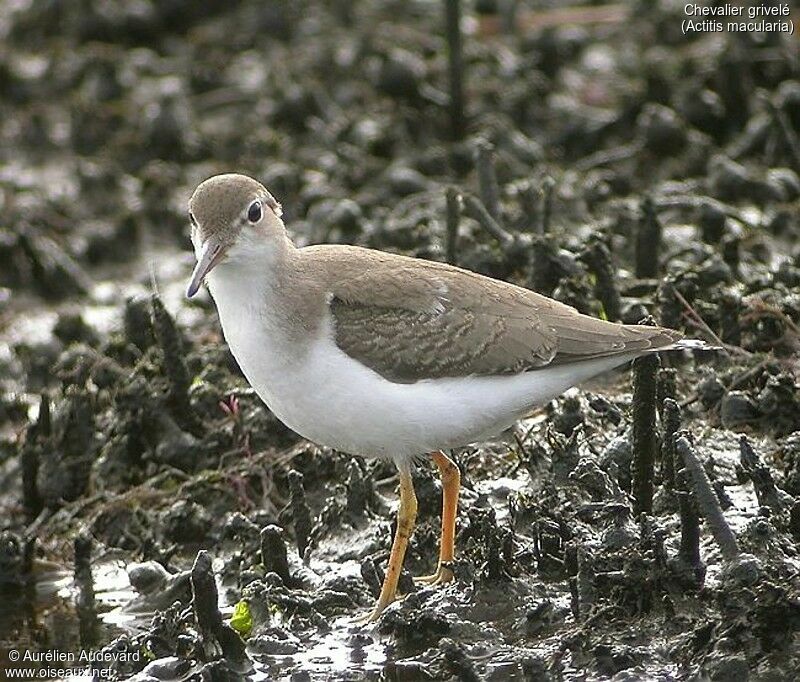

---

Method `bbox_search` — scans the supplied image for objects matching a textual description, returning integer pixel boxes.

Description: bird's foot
[354,593,398,624]
[356,608,382,625]
[413,562,454,586]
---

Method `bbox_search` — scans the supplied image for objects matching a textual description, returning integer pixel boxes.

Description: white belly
[208,267,635,462]
[248,339,629,460]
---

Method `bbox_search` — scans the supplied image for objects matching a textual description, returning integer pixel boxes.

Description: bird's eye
[189,211,197,227]
[247,200,262,224]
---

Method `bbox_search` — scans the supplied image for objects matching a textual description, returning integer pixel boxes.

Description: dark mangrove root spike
[261,524,292,586]
[581,235,621,321]
[475,138,501,223]
[661,398,681,492]
[676,472,703,584]
[445,186,461,265]
[676,436,740,561]
[288,470,313,561]
[632,320,660,515]
[539,175,555,235]
[444,0,465,140]
[635,195,661,279]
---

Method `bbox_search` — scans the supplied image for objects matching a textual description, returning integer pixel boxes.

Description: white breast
[207,264,636,463]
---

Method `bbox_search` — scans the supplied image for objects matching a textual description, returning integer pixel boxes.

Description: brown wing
[330,298,560,383]
[321,248,681,383]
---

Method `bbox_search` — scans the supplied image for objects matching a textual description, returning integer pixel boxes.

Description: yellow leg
[415,450,459,586]
[362,464,417,623]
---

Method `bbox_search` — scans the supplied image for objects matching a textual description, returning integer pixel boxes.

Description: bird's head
[186,173,285,298]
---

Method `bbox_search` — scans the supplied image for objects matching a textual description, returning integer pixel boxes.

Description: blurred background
[1,1,799,680]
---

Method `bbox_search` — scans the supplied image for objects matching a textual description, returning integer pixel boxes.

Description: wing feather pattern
[309,246,682,383]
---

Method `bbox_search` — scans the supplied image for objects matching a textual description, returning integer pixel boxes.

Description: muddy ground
[1,0,799,680]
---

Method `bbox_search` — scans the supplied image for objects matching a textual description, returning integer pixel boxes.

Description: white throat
[207,237,291,335]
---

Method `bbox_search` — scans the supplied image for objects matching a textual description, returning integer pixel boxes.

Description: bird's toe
[413,564,454,586]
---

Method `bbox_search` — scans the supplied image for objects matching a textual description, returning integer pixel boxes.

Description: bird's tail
[660,338,722,352]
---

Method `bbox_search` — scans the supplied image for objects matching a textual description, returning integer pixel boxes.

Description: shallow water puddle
[251,618,387,681]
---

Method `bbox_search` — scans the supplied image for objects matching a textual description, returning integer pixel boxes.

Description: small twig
[670,286,737,355]
[680,357,771,409]
[729,112,772,161]
[573,142,642,172]
[462,193,515,248]
[727,359,770,392]
[654,195,760,231]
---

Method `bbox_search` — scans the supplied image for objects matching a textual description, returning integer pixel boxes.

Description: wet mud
[1,1,799,680]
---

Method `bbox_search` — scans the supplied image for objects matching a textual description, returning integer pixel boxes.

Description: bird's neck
[207,238,322,364]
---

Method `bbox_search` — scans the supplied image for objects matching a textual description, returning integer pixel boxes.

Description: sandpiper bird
[186,173,696,622]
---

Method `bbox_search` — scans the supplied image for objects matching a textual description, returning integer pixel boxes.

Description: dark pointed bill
[186,238,225,298]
